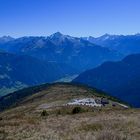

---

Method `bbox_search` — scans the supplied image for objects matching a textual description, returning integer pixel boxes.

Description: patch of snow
[118,103,129,108]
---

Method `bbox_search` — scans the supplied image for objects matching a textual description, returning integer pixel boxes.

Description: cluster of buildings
[67,97,109,107]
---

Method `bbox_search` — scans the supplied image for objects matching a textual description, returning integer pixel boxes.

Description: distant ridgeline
[84,34,140,55]
[0,33,122,71]
[73,54,140,107]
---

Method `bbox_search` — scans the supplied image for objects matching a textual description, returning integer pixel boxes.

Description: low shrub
[41,110,49,117]
[57,110,61,115]
[72,106,83,114]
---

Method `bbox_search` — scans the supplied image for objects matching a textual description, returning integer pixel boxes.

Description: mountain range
[84,34,140,55]
[0,32,122,71]
[73,53,140,107]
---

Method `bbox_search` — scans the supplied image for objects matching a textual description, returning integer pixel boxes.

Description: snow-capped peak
[0,36,14,42]
[49,32,64,39]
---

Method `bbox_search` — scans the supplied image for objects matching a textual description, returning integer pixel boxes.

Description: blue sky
[0,0,140,37]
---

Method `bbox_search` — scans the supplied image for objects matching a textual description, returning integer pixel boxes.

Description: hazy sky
[0,0,140,37]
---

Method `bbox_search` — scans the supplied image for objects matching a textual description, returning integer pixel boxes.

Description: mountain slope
[85,34,140,55]
[0,52,77,96]
[0,83,127,112]
[0,83,139,140]
[73,54,140,107]
[0,32,122,71]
